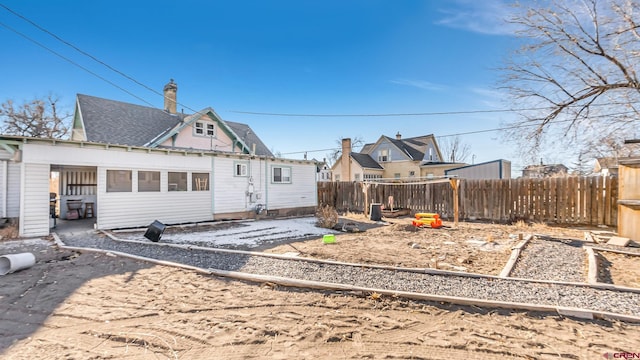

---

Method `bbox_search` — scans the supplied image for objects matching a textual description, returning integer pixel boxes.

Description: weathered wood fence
[317,177,618,226]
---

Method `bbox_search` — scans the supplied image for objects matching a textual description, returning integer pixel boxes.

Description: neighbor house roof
[351,153,384,170]
[385,136,424,160]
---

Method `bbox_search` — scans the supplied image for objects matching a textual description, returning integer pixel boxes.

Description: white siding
[0,160,5,217]
[96,168,212,229]
[7,161,21,217]
[20,163,50,236]
[266,161,317,209]
[213,157,266,214]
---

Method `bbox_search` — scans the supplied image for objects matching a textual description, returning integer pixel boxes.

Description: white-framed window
[107,170,132,192]
[272,166,291,184]
[138,171,160,192]
[394,173,401,179]
[364,174,382,180]
[409,171,416,177]
[168,172,188,191]
[192,173,210,191]
[335,175,340,181]
[378,149,389,162]
[194,121,215,137]
[235,162,248,177]
[355,174,361,181]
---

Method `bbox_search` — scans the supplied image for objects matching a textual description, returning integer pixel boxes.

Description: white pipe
[0,252,36,275]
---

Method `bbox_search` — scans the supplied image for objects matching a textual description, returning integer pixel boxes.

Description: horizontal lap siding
[97,168,212,229]
[267,163,317,209]
[21,163,50,236]
[212,157,267,214]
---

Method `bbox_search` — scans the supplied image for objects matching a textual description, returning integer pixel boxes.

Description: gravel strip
[58,231,640,318]
[510,238,586,282]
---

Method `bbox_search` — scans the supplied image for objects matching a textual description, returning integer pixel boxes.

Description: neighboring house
[593,157,619,176]
[445,159,511,179]
[331,133,464,181]
[315,159,332,182]
[522,163,569,178]
[0,80,317,237]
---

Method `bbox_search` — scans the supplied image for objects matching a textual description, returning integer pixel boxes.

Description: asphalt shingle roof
[351,153,383,169]
[77,94,273,156]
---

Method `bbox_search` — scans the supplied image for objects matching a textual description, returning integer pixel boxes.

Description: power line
[0,20,158,108]
[0,3,199,113]
[280,110,640,155]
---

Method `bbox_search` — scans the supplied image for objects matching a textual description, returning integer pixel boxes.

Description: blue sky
[0,1,533,171]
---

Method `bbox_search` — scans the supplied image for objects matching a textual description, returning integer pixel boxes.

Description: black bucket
[144,220,166,242]
[370,203,382,221]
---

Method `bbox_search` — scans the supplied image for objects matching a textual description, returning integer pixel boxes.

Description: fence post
[449,178,460,226]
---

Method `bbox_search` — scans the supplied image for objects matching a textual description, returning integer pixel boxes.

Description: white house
[0,80,317,237]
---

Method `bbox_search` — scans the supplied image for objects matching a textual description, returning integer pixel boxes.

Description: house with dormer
[0,80,317,236]
[331,133,464,181]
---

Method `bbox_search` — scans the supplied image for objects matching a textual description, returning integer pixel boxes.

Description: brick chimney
[396,131,402,140]
[163,79,178,114]
[341,138,351,181]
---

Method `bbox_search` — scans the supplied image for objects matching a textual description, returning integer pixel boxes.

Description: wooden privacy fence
[317,176,618,226]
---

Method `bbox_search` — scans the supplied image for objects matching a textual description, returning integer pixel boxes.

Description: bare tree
[502,0,640,157]
[325,136,365,167]
[0,95,70,138]
[439,136,472,163]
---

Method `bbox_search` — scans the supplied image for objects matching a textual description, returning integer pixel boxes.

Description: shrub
[316,205,338,229]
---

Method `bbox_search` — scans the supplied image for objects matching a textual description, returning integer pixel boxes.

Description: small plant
[0,224,19,241]
[316,205,338,229]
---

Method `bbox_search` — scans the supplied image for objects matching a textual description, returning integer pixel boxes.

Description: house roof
[385,136,424,160]
[594,157,619,172]
[351,153,384,169]
[76,94,273,156]
[77,94,185,147]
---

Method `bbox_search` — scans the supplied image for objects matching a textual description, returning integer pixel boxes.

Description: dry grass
[0,224,19,241]
[315,205,338,229]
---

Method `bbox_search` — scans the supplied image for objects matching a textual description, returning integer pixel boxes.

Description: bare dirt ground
[597,251,640,288]
[1,216,639,359]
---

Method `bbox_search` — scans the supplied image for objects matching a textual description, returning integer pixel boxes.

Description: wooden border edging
[51,234,640,324]
[499,235,532,278]
[588,246,640,257]
[97,230,640,292]
[585,247,599,284]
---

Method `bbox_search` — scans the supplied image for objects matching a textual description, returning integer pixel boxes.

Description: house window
[272,166,291,184]
[107,170,132,192]
[194,121,215,137]
[168,172,187,191]
[394,173,401,179]
[355,174,361,181]
[138,171,160,192]
[192,173,210,191]
[378,149,389,162]
[335,175,340,181]
[235,162,248,177]
[409,171,416,177]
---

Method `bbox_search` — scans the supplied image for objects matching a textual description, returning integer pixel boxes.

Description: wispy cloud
[435,0,520,36]
[390,79,447,91]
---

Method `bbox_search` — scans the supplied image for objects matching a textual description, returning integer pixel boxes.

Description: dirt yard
[1,216,639,359]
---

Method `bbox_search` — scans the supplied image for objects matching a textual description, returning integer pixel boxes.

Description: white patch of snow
[119,217,338,248]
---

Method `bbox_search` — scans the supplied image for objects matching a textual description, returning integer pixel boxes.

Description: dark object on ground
[144,220,166,242]
[370,204,382,221]
[381,208,411,218]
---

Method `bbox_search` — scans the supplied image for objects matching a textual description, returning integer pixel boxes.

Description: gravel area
[510,237,586,282]
[58,231,640,318]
